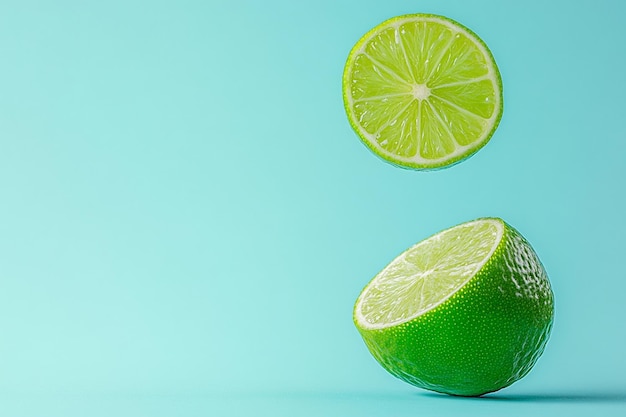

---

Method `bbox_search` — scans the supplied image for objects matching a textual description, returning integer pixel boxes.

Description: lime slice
[354,218,554,396]
[343,14,503,169]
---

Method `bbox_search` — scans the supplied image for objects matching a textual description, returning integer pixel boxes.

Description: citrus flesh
[354,218,554,396]
[343,14,503,169]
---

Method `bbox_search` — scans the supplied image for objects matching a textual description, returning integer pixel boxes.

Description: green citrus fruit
[342,14,503,170]
[353,218,554,396]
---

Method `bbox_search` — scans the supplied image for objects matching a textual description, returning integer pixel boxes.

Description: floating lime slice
[343,14,503,169]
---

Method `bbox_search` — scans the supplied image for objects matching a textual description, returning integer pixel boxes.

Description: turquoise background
[1,0,625,415]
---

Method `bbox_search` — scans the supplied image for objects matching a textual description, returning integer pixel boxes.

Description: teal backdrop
[0,0,625,416]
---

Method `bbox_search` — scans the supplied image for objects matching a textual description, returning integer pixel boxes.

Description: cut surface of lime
[343,14,503,169]
[356,219,502,330]
[353,218,554,396]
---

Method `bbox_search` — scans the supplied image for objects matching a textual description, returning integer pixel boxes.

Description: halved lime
[343,14,503,169]
[354,218,554,396]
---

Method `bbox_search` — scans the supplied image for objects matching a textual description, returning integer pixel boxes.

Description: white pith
[412,84,431,100]
[345,16,501,166]
[355,219,504,330]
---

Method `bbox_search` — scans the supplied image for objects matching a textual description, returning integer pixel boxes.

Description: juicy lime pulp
[354,219,502,330]
[353,218,554,396]
[343,14,503,170]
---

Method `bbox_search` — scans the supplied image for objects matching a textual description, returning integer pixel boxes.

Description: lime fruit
[353,218,554,396]
[342,14,503,170]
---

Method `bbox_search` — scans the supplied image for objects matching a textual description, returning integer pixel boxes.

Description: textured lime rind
[342,14,503,170]
[353,219,554,396]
